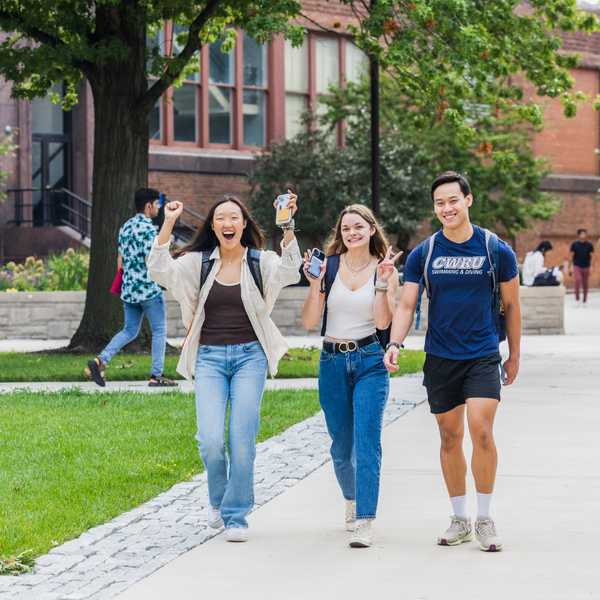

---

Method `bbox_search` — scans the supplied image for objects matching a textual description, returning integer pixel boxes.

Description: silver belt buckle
[339,340,358,353]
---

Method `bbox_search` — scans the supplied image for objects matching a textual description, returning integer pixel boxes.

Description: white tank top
[325,274,376,340]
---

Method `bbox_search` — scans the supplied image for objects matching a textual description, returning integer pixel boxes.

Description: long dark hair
[536,240,553,255]
[174,194,266,257]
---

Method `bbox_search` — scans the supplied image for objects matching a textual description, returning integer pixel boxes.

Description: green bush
[0,249,88,292]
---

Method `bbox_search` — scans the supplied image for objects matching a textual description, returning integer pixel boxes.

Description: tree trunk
[69,62,150,352]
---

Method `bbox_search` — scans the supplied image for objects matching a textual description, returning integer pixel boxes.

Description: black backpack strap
[482,227,506,341]
[320,254,340,337]
[415,233,436,330]
[200,248,264,297]
[200,250,215,291]
[246,247,264,297]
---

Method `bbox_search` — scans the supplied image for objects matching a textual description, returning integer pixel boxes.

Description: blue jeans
[194,341,268,529]
[318,342,389,519]
[99,293,167,377]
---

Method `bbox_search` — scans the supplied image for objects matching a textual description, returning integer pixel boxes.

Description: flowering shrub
[47,248,89,291]
[0,249,89,292]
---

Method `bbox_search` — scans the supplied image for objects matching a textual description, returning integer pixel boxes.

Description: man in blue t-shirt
[384,171,521,552]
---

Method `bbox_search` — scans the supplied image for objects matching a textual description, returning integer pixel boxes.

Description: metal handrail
[5,187,91,239]
[58,187,91,208]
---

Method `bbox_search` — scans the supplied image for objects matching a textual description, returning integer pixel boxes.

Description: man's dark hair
[536,240,553,254]
[431,171,472,200]
[134,188,160,213]
[577,228,587,236]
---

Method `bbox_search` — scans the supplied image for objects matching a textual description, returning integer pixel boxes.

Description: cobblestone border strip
[0,377,424,600]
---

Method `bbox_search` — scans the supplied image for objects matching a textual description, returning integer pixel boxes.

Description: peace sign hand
[377,247,403,284]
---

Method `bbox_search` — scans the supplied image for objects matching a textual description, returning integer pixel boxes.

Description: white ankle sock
[450,495,467,519]
[477,492,493,518]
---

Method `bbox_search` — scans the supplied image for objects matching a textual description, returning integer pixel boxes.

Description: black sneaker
[148,375,177,387]
[85,358,106,387]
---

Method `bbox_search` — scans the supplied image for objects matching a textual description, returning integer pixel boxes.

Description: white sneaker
[207,506,224,529]
[345,500,356,532]
[349,518,373,548]
[225,527,249,543]
[437,515,472,546]
[474,517,503,552]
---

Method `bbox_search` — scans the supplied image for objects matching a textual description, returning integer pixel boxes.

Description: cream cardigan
[147,238,302,379]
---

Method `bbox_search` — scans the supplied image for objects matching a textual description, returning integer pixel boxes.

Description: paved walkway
[116,297,600,600]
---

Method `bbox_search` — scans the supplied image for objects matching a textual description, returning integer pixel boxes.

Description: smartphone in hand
[307,248,326,279]
[275,194,293,226]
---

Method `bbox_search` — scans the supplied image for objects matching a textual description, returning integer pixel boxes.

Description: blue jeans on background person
[99,293,166,377]
[318,342,389,519]
[194,341,268,529]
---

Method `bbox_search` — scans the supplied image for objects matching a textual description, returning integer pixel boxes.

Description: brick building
[1,1,600,286]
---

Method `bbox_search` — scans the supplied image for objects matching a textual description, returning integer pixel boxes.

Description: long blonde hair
[325,204,389,259]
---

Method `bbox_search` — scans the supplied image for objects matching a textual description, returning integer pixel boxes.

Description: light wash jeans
[194,341,268,529]
[99,293,166,377]
[318,342,389,519]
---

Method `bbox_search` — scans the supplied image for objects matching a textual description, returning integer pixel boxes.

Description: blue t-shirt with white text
[403,226,518,360]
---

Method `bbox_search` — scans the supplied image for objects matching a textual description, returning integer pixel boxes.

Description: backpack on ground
[199,247,264,296]
[415,227,506,342]
[320,254,391,349]
[533,269,560,287]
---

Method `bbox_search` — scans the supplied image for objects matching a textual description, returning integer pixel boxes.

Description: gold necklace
[343,254,372,276]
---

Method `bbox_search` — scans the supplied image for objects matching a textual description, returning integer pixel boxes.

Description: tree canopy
[342,0,599,129]
[0,1,304,110]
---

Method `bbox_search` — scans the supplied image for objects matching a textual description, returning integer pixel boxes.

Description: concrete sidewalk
[117,337,600,599]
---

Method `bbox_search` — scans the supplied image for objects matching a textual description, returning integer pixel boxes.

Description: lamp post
[370,0,380,216]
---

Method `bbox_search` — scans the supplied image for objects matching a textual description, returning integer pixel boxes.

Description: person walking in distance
[569,229,594,307]
[85,188,176,388]
[384,172,521,552]
[148,194,301,542]
[301,204,401,548]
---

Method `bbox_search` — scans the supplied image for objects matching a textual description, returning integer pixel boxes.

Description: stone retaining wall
[0,285,564,340]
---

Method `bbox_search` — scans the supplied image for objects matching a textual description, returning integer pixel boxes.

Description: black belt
[322,334,379,354]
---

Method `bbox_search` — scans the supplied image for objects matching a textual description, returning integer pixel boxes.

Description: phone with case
[307,248,326,279]
[275,193,293,226]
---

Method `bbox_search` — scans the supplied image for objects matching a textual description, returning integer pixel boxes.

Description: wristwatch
[385,341,404,351]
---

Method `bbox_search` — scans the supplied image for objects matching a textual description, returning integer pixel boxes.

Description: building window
[284,35,367,140]
[243,33,267,146]
[345,41,369,84]
[315,37,340,94]
[147,29,166,142]
[149,26,365,149]
[150,27,268,149]
[149,98,162,141]
[285,38,309,139]
[208,38,234,145]
[173,85,197,142]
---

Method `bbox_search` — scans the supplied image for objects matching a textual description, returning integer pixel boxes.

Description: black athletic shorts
[422,352,502,414]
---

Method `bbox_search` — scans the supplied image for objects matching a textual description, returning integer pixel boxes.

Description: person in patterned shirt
[85,188,176,387]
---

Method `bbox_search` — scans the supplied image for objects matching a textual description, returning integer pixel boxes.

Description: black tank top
[200,280,258,345]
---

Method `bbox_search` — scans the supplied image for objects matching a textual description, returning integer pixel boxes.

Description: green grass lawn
[0,389,320,565]
[0,348,425,382]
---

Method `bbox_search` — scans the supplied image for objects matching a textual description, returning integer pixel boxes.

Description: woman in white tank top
[301,204,401,548]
